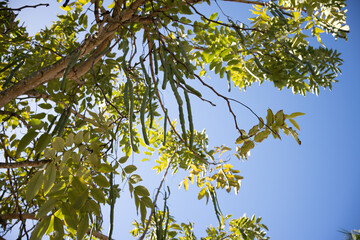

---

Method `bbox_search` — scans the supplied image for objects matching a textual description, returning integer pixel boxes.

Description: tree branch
[0,0,148,109]
[0,213,37,221]
[222,0,267,6]
[0,160,51,169]
[0,4,49,12]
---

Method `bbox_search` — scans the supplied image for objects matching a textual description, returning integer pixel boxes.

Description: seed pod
[184,90,194,149]
[140,86,150,145]
[184,83,202,98]
[148,88,155,129]
[163,109,168,145]
[124,82,129,111]
[161,49,170,90]
[177,38,193,75]
[169,77,187,144]
[153,46,159,75]
[140,56,151,85]
[128,80,135,151]
[61,50,81,90]
[254,56,271,74]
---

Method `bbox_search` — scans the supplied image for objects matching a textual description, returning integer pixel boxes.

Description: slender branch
[186,0,264,32]
[0,4,49,11]
[138,151,177,240]
[222,0,294,10]
[222,0,266,6]
[0,160,51,169]
[86,229,111,240]
[193,73,242,134]
[193,73,281,138]
[0,213,37,221]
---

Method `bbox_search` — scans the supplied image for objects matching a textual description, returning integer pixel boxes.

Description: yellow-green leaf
[254,131,270,143]
[198,188,206,200]
[36,198,58,218]
[90,187,106,203]
[289,118,300,131]
[134,185,150,197]
[16,131,39,156]
[26,171,44,201]
[35,133,52,154]
[287,112,305,119]
[43,162,56,195]
[93,174,109,188]
[52,137,65,152]
[77,216,89,240]
[124,165,137,174]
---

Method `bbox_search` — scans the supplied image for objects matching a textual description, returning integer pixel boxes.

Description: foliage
[0,0,348,239]
[340,229,360,240]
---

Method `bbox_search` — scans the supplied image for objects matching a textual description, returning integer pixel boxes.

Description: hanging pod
[140,86,150,145]
[184,90,194,149]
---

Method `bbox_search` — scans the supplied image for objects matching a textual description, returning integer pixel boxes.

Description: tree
[0,0,348,239]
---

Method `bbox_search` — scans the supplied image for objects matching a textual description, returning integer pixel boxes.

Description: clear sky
[6,0,360,239]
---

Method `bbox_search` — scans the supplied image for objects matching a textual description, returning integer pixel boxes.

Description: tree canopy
[0,0,349,239]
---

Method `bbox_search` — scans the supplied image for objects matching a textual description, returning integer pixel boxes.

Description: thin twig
[138,150,177,240]
[0,4,49,11]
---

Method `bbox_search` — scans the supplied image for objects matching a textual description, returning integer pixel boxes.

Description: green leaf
[71,176,87,193]
[43,162,56,195]
[124,165,137,174]
[254,131,270,143]
[98,163,114,173]
[72,189,88,210]
[38,103,52,109]
[61,203,78,230]
[35,133,52,154]
[36,198,58,218]
[129,174,142,184]
[16,130,39,156]
[184,178,189,191]
[26,171,44,201]
[287,112,305,119]
[65,133,74,147]
[90,187,106,203]
[119,155,129,164]
[53,216,64,240]
[266,109,274,125]
[289,118,300,131]
[74,131,83,145]
[134,185,150,197]
[289,128,301,145]
[198,188,206,200]
[141,196,153,209]
[140,202,147,223]
[88,200,101,217]
[30,216,51,240]
[240,141,255,155]
[29,119,43,129]
[77,215,89,240]
[93,174,110,188]
[275,110,285,126]
[52,137,65,152]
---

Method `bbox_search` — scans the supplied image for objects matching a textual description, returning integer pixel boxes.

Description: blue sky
[6,0,360,239]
